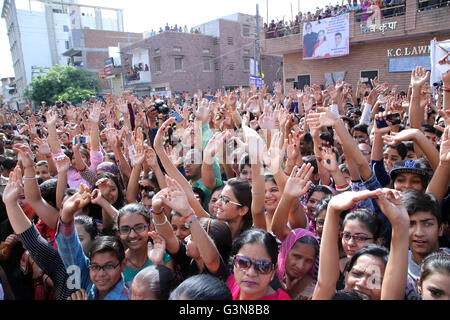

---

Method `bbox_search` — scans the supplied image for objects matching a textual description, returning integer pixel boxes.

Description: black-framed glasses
[88,262,120,273]
[341,232,374,243]
[118,223,149,236]
[233,255,274,275]
[218,195,242,207]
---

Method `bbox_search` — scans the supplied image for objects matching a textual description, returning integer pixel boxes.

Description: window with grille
[174,57,183,71]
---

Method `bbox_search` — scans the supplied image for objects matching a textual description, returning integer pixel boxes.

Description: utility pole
[254,4,260,78]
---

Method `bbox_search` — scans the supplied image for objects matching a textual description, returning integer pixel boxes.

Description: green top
[123,248,172,287]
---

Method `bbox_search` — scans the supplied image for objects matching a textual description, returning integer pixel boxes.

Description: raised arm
[14,144,60,230]
[271,164,313,242]
[426,126,450,203]
[153,117,209,218]
[374,189,410,300]
[312,190,375,300]
[162,177,221,274]
[409,66,430,130]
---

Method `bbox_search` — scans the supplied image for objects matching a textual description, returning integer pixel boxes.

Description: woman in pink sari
[277,228,320,300]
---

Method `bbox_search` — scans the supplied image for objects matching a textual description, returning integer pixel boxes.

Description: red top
[226,274,291,300]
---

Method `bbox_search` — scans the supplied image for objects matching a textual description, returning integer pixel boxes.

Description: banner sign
[302,14,350,60]
[249,76,264,88]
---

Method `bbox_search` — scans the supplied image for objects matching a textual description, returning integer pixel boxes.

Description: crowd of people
[147,24,202,37]
[0,53,449,301]
[265,0,410,39]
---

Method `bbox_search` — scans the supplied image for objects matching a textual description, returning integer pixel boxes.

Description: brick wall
[283,33,450,93]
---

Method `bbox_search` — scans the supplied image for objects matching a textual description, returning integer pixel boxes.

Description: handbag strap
[0,265,15,300]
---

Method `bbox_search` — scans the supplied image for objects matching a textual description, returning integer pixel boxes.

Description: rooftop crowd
[264,0,450,39]
[0,54,449,301]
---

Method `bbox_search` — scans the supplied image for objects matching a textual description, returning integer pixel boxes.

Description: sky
[0,0,342,79]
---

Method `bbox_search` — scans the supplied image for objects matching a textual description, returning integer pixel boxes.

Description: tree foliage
[25,65,101,105]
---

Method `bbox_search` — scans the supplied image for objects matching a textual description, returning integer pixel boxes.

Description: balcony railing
[264,0,449,39]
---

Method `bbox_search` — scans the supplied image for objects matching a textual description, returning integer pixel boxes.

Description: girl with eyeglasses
[115,203,173,288]
[226,228,291,300]
[337,208,382,289]
[313,189,410,300]
[151,176,232,283]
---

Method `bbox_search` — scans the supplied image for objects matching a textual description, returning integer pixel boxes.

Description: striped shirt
[16,224,77,300]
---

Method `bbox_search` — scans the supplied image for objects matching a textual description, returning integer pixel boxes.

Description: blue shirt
[55,218,130,300]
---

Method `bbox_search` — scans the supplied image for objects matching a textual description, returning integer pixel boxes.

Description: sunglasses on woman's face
[233,255,274,275]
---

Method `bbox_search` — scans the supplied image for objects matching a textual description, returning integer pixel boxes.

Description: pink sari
[276,228,319,283]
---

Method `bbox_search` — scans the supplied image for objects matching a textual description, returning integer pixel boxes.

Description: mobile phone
[171,111,184,123]
[73,136,88,145]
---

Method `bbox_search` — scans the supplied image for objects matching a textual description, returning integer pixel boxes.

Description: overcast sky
[0,0,342,78]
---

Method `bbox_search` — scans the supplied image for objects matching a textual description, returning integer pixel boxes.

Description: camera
[153,99,170,115]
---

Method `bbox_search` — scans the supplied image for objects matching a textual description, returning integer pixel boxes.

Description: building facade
[122,13,283,96]
[261,0,450,94]
[1,0,124,104]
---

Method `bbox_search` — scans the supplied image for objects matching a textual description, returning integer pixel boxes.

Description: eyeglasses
[118,223,149,236]
[315,219,325,227]
[218,195,242,207]
[341,232,374,243]
[88,262,120,273]
[233,255,274,275]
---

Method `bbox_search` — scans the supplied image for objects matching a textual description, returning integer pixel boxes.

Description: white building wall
[16,9,52,83]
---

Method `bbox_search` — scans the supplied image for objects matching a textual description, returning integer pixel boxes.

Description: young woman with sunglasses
[115,203,173,288]
[226,228,291,300]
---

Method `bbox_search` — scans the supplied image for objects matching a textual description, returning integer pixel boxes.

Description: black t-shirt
[170,239,229,282]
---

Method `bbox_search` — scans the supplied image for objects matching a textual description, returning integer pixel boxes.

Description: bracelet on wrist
[184,214,198,229]
[23,176,37,181]
[150,208,164,215]
[152,214,168,226]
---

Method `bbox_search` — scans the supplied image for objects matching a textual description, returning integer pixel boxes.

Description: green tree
[25,65,101,106]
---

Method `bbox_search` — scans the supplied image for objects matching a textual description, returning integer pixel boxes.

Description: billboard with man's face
[302,14,350,60]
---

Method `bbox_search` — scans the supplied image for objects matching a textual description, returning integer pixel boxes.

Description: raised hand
[283,163,314,198]
[161,176,191,215]
[382,128,420,146]
[318,146,339,173]
[67,289,87,301]
[147,231,166,265]
[61,184,91,223]
[260,104,276,130]
[34,137,51,156]
[306,107,338,128]
[439,126,450,165]
[195,98,211,124]
[410,66,430,91]
[13,144,35,169]
[45,109,58,127]
[328,189,376,213]
[2,166,23,205]
[54,154,71,173]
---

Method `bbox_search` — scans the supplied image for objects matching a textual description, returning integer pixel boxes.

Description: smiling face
[118,213,149,251]
[89,252,126,297]
[264,180,280,213]
[233,243,276,300]
[98,178,119,205]
[208,189,222,217]
[345,254,385,300]
[35,164,51,182]
[215,185,246,223]
[307,191,326,216]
